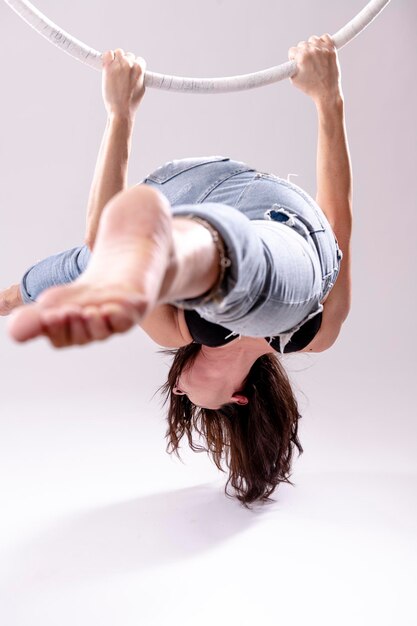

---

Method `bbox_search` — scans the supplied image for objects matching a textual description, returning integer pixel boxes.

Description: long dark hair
[158,342,304,508]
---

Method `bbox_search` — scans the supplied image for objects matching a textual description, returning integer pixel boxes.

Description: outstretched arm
[314,94,352,322]
[288,34,352,350]
[85,49,146,250]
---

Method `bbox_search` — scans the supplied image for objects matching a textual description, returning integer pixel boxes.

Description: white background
[0,1,416,624]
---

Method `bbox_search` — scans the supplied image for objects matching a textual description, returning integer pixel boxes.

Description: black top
[184,309,322,353]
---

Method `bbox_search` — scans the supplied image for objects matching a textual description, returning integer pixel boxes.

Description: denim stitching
[146,156,230,184]
[233,173,264,211]
[197,167,256,203]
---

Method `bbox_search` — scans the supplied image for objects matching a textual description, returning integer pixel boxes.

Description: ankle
[0,284,23,315]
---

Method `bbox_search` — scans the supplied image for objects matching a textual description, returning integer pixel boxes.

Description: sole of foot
[7,185,173,347]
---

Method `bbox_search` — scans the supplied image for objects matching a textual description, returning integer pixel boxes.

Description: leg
[0,245,91,316]
[7,185,175,347]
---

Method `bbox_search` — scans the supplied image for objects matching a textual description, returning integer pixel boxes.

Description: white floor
[0,398,415,626]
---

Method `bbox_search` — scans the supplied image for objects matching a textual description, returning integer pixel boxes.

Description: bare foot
[7,186,173,348]
[0,284,23,316]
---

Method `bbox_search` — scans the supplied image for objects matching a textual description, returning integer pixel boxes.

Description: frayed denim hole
[264,206,296,227]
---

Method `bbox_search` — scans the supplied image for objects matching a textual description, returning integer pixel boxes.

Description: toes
[8,298,140,347]
[99,303,135,334]
[41,309,71,348]
[81,306,112,341]
[41,305,91,348]
[67,309,92,346]
[8,305,44,342]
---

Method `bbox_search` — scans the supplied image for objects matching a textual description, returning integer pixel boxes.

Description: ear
[231,394,249,406]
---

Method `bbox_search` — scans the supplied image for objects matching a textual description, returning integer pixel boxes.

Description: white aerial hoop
[3,0,391,94]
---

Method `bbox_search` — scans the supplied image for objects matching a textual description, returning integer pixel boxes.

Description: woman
[1,35,352,506]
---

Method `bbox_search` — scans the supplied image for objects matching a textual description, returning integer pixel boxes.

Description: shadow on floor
[2,480,279,588]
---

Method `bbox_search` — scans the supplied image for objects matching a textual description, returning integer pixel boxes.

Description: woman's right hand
[288,34,342,105]
[101,48,147,118]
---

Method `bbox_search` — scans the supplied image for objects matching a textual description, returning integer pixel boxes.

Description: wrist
[107,111,135,129]
[314,93,344,116]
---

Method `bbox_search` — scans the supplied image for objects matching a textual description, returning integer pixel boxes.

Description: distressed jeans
[20,156,343,349]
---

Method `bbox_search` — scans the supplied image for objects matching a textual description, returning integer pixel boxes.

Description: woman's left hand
[288,34,342,106]
[101,48,147,118]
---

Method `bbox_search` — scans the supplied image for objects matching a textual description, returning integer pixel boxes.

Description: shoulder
[139,304,193,348]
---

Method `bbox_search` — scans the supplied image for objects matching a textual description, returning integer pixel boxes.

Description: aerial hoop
[3,0,391,93]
